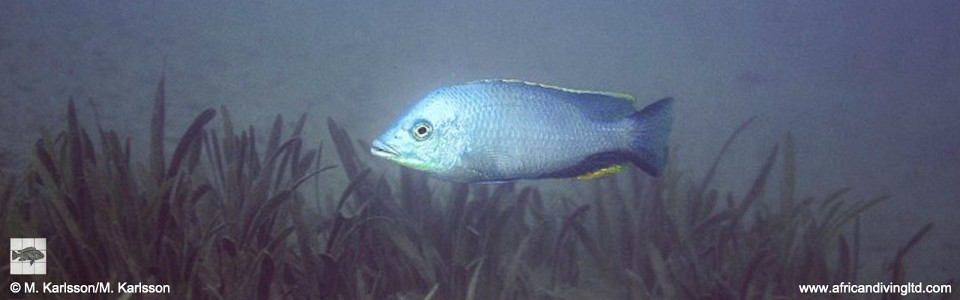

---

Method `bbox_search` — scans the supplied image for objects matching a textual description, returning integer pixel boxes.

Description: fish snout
[370,140,401,159]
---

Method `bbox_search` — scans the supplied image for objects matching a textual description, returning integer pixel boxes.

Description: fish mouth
[370,140,401,159]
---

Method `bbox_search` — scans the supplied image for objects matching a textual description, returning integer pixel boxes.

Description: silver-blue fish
[371,79,673,183]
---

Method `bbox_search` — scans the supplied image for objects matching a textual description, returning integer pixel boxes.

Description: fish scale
[457,88,610,177]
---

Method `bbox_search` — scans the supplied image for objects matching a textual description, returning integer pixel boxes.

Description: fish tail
[626,97,673,176]
[11,250,19,260]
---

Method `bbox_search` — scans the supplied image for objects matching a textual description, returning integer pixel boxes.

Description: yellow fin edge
[480,79,636,101]
[576,164,626,180]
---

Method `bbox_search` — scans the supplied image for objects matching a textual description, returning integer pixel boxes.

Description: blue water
[2,0,957,285]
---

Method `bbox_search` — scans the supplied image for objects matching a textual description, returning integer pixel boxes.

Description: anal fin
[576,164,625,180]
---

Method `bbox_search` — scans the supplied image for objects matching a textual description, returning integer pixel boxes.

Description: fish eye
[411,120,432,141]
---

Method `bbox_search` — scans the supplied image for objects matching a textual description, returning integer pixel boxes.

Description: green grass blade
[166,108,216,178]
[150,74,166,184]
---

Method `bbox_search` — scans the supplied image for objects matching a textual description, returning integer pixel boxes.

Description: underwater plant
[2,75,330,299]
[0,76,948,299]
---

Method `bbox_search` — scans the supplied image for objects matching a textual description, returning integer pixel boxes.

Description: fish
[371,79,673,183]
[11,246,45,265]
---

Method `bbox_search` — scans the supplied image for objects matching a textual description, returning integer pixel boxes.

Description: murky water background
[2,0,957,284]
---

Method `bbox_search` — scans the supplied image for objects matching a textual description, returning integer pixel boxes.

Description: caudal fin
[627,97,673,176]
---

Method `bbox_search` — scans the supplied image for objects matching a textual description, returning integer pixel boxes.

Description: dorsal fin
[469,79,638,121]
[476,79,636,101]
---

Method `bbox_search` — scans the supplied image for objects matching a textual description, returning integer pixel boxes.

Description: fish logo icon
[9,238,46,275]
[12,247,45,265]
